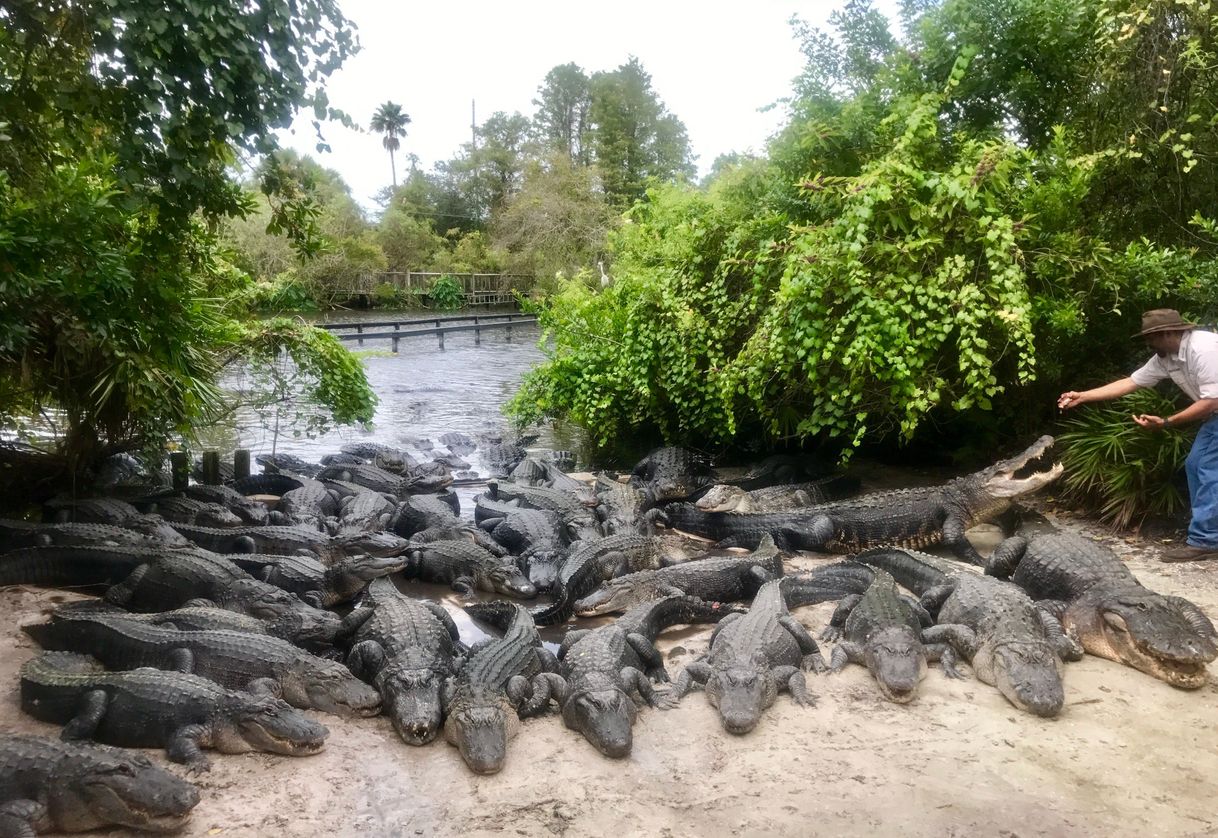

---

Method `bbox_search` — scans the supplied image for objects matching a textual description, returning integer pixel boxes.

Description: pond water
[196,307,588,497]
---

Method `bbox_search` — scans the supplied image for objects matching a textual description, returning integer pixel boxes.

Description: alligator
[479,442,526,477]
[391,494,465,537]
[987,530,1218,688]
[431,452,472,470]
[485,481,602,543]
[630,446,717,508]
[343,438,414,465]
[732,453,835,491]
[342,578,463,745]
[856,548,1081,717]
[557,595,740,757]
[531,534,669,626]
[660,435,1063,563]
[673,579,826,734]
[402,461,455,493]
[317,463,407,495]
[404,540,536,599]
[54,600,275,636]
[334,490,396,535]
[0,519,191,550]
[508,458,597,506]
[24,612,381,717]
[573,535,785,616]
[812,563,965,702]
[168,523,409,562]
[438,433,477,457]
[694,475,862,513]
[44,497,142,525]
[229,553,407,607]
[0,733,200,834]
[181,485,270,525]
[133,496,244,528]
[0,545,341,650]
[474,498,565,591]
[444,602,566,774]
[20,652,328,772]
[275,480,342,532]
[40,499,188,544]
[593,474,649,535]
[255,452,322,477]
[227,473,305,496]
[320,452,365,467]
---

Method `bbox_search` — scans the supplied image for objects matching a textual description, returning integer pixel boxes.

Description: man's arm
[1058,377,1141,410]
[1133,397,1218,430]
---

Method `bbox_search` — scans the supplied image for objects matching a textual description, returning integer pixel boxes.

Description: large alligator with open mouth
[661,436,1063,564]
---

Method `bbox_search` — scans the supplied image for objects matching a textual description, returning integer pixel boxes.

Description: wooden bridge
[317,312,539,352]
[343,272,535,306]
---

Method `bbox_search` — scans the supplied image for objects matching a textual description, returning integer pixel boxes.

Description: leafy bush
[370,282,421,308]
[246,273,319,312]
[1057,389,1192,530]
[427,275,464,310]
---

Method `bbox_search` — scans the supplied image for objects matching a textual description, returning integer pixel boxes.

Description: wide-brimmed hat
[1135,308,1196,337]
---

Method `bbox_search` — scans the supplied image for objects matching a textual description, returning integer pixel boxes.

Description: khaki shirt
[1130,329,1218,401]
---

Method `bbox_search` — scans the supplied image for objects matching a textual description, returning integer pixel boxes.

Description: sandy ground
[2,509,1217,837]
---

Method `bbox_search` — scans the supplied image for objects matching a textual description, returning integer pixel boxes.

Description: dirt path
[2,511,1216,837]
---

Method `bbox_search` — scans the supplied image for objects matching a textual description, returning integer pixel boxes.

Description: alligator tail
[781,560,874,607]
[0,547,141,590]
[465,600,522,632]
[853,548,947,595]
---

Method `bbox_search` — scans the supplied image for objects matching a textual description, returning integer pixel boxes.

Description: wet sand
[2,510,1217,837]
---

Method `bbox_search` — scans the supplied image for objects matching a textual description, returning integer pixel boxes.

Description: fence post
[233,449,251,479]
[201,451,220,485]
[392,336,400,354]
[356,323,363,347]
[474,316,480,345]
[170,452,190,491]
[438,330,445,350]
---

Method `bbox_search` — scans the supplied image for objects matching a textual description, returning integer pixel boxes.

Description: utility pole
[470,99,477,150]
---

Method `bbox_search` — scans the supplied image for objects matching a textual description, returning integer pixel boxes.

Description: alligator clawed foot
[652,691,681,711]
[803,653,829,674]
[819,628,842,642]
[184,759,212,775]
[792,692,817,708]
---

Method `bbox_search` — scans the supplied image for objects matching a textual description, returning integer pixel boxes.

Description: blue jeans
[1186,416,1218,548]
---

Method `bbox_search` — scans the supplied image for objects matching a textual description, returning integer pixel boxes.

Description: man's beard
[1155,348,1171,358]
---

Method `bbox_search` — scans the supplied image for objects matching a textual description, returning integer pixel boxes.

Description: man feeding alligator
[1058,308,1218,562]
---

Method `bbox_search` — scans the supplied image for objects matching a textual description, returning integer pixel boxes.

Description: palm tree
[370,101,411,188]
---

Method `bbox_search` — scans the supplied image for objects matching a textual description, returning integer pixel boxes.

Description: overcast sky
[278,1,903,209]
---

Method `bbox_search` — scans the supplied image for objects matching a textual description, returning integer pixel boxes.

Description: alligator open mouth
[986,436,1064,497]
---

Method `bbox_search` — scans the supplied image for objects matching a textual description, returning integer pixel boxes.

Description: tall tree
[533,63,592,163]
[370,101,411,187]
[0,0,374,494]
[588,57,696,206]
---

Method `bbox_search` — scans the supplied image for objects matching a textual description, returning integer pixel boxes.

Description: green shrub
[427,275,464,310]
[1057,389,1192,530]
[370,282,421,308]
[246,273,318,312]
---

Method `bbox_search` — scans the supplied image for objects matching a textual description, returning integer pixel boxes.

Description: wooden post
[474,316,480,345]
[438,330,445,350]
[356,323,364,347]
[392,336,400,354]
[201,451,220,485]
[233,449,251,479]
[170,452,190,491]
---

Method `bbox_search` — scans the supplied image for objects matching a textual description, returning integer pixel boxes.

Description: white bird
[598,260,611,289]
